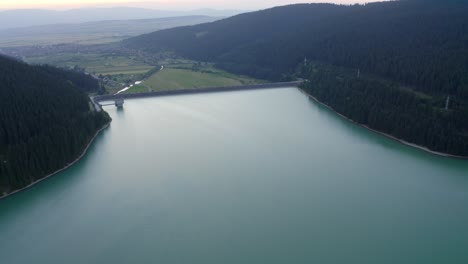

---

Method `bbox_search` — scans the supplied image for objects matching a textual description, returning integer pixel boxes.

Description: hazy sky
[0,0,387,10]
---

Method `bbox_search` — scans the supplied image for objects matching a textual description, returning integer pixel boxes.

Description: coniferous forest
[0,56,110,195]
[124,0,468,156]
[301,64,468,156]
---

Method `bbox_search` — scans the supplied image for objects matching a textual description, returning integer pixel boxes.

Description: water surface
[1,88,467,263]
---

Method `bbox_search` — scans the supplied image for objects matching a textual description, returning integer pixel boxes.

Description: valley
[1,1,468,263]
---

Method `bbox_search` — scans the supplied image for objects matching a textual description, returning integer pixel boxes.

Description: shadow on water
[0,127,110,215]
[107,106,125,120]
[305,95,468,171]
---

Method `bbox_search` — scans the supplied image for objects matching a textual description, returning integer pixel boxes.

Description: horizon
[0,0,388,11]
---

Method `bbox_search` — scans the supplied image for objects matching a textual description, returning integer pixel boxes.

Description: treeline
[0,56,110,195]
[301,64,468,156]
[40,65,104,93]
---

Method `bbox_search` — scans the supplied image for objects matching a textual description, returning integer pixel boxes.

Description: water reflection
[306,96,468,168]
[1,88,468,264]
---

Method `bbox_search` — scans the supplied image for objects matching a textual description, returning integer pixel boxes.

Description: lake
[1,88,467,263]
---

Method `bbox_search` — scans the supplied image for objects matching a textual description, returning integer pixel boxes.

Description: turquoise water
[1,88,467,263]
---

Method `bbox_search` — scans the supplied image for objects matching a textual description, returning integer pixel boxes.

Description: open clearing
[142,66,262,91]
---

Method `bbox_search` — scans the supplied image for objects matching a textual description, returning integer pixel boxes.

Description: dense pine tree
[301,63,468,156]
[0,56,110,195]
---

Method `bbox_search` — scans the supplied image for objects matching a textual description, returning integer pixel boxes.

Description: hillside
[124,0,468,89]
[0,56,110,196]
[124,0,468,156]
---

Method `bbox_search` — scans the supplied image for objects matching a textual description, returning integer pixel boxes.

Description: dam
[92,81,302,108]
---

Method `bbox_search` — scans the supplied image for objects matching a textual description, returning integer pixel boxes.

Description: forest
[124,0,468,156]
[124,0,468,95]
[0,55,110,195]
[301,64,468,156]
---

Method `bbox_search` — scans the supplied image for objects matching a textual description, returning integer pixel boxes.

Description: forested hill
[124,0,468,157]
[0,56,110,196]
[124,0,468,96]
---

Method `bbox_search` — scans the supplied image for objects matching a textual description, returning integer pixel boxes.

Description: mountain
[0,7,245,30]
[0,16,220,47]
[124,0,468,156]
[123,0,468,86]
[0,55,110,196]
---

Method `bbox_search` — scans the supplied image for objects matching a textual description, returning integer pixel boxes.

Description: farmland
[116,63,262,94]
[24,53,153,76]
[0,16,219,47]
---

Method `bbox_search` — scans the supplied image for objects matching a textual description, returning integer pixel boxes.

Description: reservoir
[1,88,468,263]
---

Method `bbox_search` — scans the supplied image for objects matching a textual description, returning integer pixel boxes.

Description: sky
[0,0,387,10]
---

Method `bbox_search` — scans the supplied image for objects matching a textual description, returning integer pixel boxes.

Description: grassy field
[24,54,263,94]
[143,66,262,91]
[122,84,151,94]
[0,16,219,47]
[0,35,123,48]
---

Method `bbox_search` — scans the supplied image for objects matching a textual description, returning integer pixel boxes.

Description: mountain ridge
[0,7,246,30]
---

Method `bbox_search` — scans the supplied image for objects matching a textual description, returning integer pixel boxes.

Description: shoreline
[300,89,468,160]
[1,86,464,201]
[0,122,111,201]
